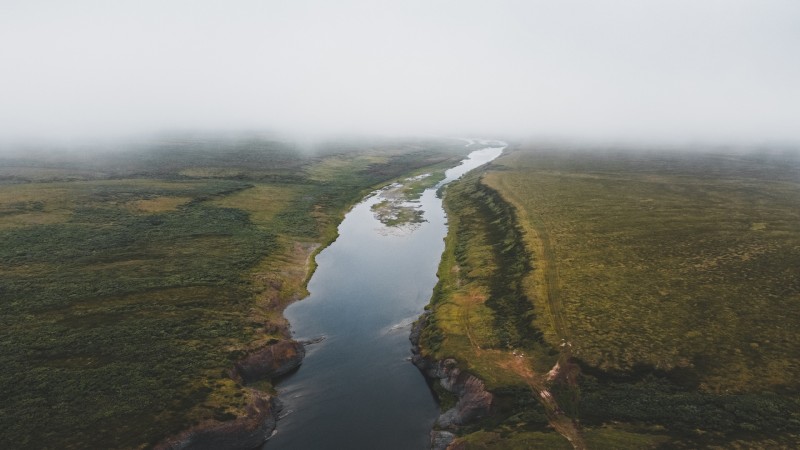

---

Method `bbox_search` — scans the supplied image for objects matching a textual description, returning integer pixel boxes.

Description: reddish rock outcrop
[233,339,305,383]
[430,430,457,450]
[410,313,494,439]
[157,339,305,449]
[413,356,494,429]
[154,389,278,450]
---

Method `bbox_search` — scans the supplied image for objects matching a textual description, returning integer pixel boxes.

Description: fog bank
[2,1,799,145]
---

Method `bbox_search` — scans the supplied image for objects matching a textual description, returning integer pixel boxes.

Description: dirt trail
[496,354,586,450]
[460,290,484,350]
[453,172,586,448]
[462,298,585,449]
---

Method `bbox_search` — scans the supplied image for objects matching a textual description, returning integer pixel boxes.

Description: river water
[264,142,504,450]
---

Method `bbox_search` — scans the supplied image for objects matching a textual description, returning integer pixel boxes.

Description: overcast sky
[2,0,799,144]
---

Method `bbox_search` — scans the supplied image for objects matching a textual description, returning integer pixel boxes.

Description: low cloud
[2,0,799,146]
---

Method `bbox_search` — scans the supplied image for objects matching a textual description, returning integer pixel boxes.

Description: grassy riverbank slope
[0,135,469,449]
[420,143,800,448]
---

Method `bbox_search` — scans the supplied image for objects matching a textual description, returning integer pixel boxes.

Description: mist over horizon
[2,1,799,148]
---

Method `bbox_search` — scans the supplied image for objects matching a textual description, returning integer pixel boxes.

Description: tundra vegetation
[0,135,469,449]
[419,144,800,448]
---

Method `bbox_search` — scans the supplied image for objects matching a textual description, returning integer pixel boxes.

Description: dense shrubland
[421,145,800,448]
[0,136,468,448]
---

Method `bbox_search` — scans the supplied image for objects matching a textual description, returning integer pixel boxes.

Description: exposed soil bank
[265,144,505,449]
[154,389,279,450]
[157,144,505,450]
[233,340,306,384]
[410,312,494,450]
[155,339,306,450]
[154,240,317,450]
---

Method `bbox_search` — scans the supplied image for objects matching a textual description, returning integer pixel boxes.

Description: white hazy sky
[2,0,799,144]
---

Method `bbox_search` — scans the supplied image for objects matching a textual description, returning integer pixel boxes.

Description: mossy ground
[486,147,800,392]
[421,144,800,448]
[0,136,469,449]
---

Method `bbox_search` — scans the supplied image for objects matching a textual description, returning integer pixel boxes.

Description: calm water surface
[264,143,504,450]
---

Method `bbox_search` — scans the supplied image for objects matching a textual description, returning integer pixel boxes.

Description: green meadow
[421,144,800,448]
[0,136,468,449]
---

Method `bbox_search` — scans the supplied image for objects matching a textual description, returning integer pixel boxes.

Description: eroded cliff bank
[410,312,494,450]
[155,339,306,450]
[233,339,306,384]
[154,388,279,450]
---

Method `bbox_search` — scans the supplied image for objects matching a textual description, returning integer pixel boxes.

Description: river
[264,142,505,449]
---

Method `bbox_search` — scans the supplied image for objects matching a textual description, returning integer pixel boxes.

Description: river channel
[264,142,505,449]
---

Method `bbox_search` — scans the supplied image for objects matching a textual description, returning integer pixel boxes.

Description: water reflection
[265,142,504,450]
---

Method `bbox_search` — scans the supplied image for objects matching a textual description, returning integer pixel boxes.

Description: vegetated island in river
[0,134,474,449]
[413,142,800,449]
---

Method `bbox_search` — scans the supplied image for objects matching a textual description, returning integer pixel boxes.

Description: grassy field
[421,144,800,448]
[0,135,469,449]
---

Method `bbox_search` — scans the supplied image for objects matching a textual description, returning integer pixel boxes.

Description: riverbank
[263,143,505,449]
[412,161,586,448]
[0,136,473,449]
[414,143,800,448]
[155,142,488,450]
